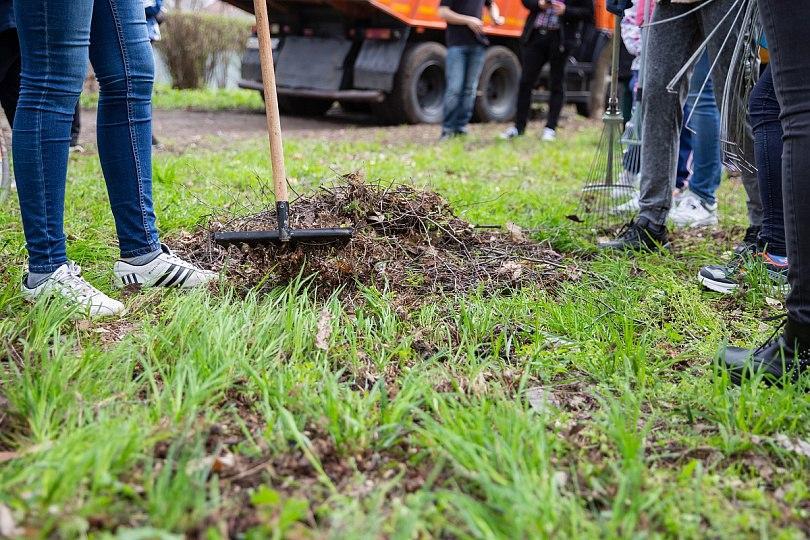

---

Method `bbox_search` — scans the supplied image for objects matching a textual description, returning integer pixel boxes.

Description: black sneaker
[598,217,670,252]
[734,225,761,257]
[721,318,810,387]
[698,252,788,295]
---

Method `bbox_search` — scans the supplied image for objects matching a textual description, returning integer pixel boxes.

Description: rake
[574,14,639,229]
[659,0,756,173]
[719,0,759,174]
[213,0,353,247]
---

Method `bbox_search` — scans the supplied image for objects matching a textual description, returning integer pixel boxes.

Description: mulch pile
[178,174,573,295]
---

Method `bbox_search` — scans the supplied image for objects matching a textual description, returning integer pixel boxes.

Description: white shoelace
[56,263,103,301]
[160,250,202,272]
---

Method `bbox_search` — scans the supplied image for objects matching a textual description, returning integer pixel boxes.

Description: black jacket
[520,0,595,50]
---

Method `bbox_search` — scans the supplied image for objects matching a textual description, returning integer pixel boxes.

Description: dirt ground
[76,106,596,149]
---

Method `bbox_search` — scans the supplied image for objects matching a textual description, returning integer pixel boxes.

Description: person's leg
[12,0,92,274]
[545,36,567,131]
[89,0,160,260]
[70,100,81,147]
[759,1,810,333]
[721,0,810,384]
[442,46,466,136]
[457,44,486,133]
[699,0,762,230]
[0,28,21,127]
[675,111,693,191]
[635,2,697,227]
[685,52,722,206]
[622,69,641,175]
[749,65,785,257]
[514,34,547,134]
[620,76,633,125]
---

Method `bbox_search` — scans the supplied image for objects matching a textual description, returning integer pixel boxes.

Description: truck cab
[224,0,613,123]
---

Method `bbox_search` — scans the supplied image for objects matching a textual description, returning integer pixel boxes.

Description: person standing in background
[438,0,504,141]
[667,51,723,228]
[500,0,594,141]
[598,0,761,252]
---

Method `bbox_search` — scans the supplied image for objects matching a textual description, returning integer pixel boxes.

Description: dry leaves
[0,504,21,538]
[774,434,810,458]
[178,174,571,299]
[505,222,526,242]
[315,308,333,352]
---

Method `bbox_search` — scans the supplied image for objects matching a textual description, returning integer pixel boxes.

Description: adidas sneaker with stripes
[113,244,217,289]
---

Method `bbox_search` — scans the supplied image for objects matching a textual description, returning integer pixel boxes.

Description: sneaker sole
[697,272,738,294]
[671,217,719,229]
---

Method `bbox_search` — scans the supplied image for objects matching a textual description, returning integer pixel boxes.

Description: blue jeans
[13,0,159,273]
[443,45,486,135]
[677,52,722,203]
[676,123,693,190]
[750,65,785,256]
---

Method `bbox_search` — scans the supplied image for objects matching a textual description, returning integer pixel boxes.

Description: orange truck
[223,0,614,123]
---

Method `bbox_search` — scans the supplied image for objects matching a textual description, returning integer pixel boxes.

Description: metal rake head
[720,0,760,174]
[574,111,639,230]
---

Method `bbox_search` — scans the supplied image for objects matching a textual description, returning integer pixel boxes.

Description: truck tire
[374,42,447,124]
[474,46,520,123]
[277,96,334,117]
[579,39,611,119]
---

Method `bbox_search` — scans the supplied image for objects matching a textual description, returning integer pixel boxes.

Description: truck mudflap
[353,29,410,93]
[275,36,353,91]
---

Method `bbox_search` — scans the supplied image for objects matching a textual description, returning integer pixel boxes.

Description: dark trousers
[749,65,785,257]
[0,28,21,127]
[758,0,810,328]
[515,29,567,133]
[71,102,81,146]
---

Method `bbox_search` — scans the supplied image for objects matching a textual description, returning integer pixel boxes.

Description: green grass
[80,84,265,111]
[1,115,809,538]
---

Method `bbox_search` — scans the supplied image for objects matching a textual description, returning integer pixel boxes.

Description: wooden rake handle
[253,0,288,204]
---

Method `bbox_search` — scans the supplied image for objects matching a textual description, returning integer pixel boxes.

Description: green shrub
[157,12,250,90]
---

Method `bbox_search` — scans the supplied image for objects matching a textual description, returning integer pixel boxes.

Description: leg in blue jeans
[443,45,485,135]
[676,111,693,190]
[443,46,466,135]
[456,45,486,133]
[749,66,785,257]
[684,52,722,205]
[13,0,159,274]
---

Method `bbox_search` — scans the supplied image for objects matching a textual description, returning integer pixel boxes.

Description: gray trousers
[638,0,762,227]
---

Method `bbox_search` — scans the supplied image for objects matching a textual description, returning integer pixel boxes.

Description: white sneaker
[499,126,520,140]
[669,191,718,229]
[21,262,125,318]
[113,244,218,289]
[541,127,557,141]
[611,190,640,215]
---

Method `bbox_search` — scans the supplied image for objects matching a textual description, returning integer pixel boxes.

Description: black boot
[721,318,810,386]
[598,217,670,252]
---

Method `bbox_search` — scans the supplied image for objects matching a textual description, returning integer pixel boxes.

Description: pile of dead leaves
[177,173,573,296]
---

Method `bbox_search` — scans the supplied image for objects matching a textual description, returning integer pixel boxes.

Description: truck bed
[222,0,612,33]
